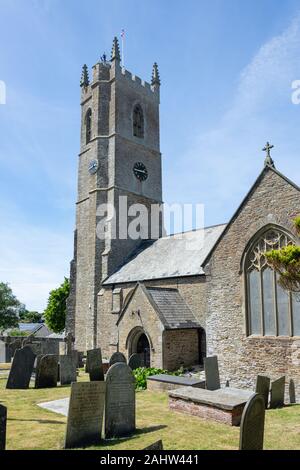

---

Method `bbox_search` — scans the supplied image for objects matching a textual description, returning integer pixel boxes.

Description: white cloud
[166,13,300,223]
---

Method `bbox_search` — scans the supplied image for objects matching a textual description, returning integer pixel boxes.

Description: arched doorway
[126,327,151,367]
[136,333,150,368]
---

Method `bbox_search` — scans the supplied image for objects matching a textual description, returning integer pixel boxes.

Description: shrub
[133,367,183,390]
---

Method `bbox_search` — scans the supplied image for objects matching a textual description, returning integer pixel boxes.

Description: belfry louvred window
[133,104,144,138]
[246,228,300,337]
[85,108,92,144]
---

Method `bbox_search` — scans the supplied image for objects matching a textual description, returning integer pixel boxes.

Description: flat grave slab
[169,386,253,426]
[37,398,69,417]
[147,374,206,392]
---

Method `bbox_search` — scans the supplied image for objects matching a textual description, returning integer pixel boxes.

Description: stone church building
[67,38,300,400]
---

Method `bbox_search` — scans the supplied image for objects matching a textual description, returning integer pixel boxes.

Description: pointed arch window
[133,104,144,138]
[85,108,92,144]
[245,228,300,337]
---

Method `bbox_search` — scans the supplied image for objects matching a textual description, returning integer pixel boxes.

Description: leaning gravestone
[255,375,270,409]
[60,355,77,385]
[0,404,7,450]
[143,440,164,450]
[35,354,58,389]
[239,393,265,450]
[6,346,36,389]
[289,379,296,404]
[65,381,106,448]
[204,356,220,391]
[128,353,142,371]
[87,348,104,381]
[109,351,127,367]
[105,362,135,438]
[269,376,285,408]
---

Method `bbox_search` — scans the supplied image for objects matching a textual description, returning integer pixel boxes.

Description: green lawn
[0,365,299,450]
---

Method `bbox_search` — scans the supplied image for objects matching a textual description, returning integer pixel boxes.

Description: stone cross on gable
[262,141,275,168]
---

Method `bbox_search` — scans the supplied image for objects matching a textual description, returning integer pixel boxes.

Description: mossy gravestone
[109,351,127,367]
[105,362,135,438]
[0,404,7,450]
[270,376,285,408]
[6,346,36,389]
[255,375,270,409]
[204,356,220,391]
[35,354,58,389]
[239,393,265,450]
[128,353,142,370]
[65,381,106,449]
[87,348,104,381]
[60,355,77,385]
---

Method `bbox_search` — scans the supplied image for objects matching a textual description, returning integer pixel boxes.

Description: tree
[0,282,20,333]
[265,216,300,293]
[44,278,70,333]
[19,309,43,323]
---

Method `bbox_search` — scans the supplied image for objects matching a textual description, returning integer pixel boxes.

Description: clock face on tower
[88,159,98,175]
[133,162,148,181]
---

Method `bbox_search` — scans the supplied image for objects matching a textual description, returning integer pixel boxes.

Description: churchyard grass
[0,364,299,450]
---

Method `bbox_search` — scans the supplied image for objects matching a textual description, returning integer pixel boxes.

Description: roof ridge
[160,222,227,239]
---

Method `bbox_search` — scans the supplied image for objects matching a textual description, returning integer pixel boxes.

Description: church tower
[67,38,163,351]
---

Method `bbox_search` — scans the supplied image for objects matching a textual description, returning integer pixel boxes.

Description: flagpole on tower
[121,29,125,68]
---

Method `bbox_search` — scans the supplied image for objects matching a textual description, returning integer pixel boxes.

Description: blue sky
[1,0,300,311]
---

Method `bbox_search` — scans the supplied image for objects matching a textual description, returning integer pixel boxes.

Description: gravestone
[65,381,106,448]
[109,351,126,367]
[105,362,136,438]
[87,348,104,381]
[0,340,10,363]
[65,332,75,356]
[0,404,7,450]
[204,356,220,391]
[60,355,77,385]
[78,351,84,368]
[35,354,58,389]
[269,376,285,408]
[239,393,265,450]
[6,346,36,389]
[128,353,142,370]
[255,375,270,409]
[143,440,164,450]
[289,379,296,404]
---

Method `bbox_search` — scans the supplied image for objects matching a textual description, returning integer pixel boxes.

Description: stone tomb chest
[147,374,205,392]
[169,386,253,426]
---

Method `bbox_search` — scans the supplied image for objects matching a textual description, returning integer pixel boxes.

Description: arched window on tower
[85,108,92,144]
[133,104,144,138]
[245,227,300,337]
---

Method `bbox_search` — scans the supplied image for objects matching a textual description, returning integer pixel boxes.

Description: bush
[8,329,29,337]
[133,367,183,390]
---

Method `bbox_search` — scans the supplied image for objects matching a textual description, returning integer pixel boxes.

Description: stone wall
[163,329,200,371]
[206,167,300,402]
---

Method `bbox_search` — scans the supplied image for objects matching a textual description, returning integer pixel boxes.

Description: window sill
[246,335,300,341]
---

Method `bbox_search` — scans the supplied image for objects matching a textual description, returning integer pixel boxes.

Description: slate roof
[104,224,226,285]
[145,286,201,329]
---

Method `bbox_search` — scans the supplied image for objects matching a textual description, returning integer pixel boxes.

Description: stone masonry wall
[206,168,300,402]
[163,329,200,371]
[98,276,207,366]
